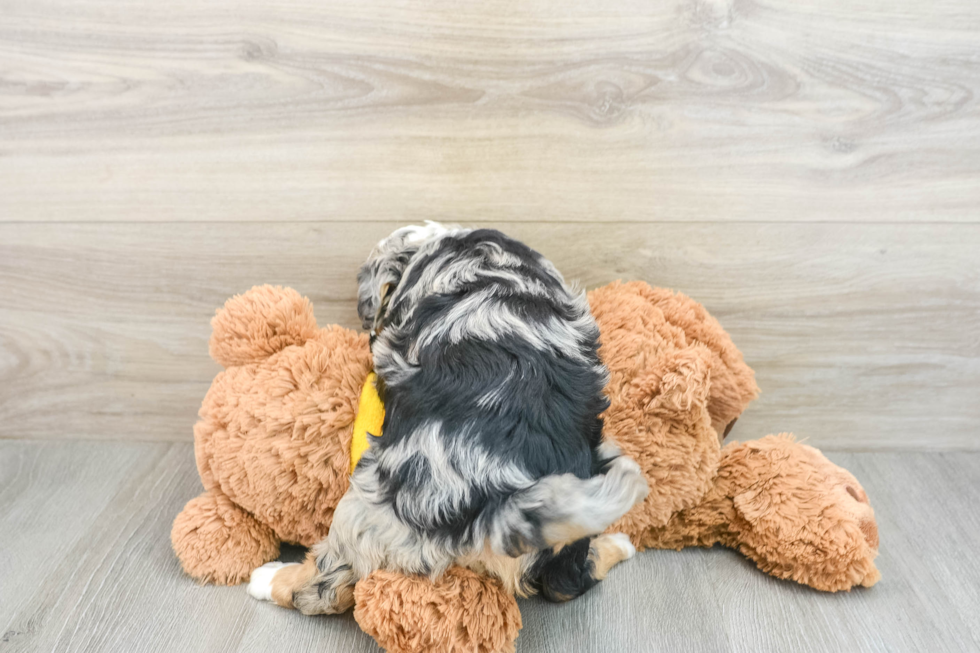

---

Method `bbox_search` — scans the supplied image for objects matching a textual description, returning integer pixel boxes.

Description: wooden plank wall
[1,0,978,449]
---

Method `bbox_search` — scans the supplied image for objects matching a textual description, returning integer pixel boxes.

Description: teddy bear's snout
[845,485,868,504]
[861,515,879,551]
[844,484,879,550]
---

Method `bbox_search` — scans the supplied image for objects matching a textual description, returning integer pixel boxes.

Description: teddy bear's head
[196,286,373,548]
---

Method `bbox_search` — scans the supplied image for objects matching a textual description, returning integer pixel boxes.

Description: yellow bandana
[350,372,385,474]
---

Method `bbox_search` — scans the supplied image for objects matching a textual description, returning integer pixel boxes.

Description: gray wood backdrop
[1,0,978,449]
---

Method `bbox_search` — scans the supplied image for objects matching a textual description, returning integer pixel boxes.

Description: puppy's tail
[485,453,649,557]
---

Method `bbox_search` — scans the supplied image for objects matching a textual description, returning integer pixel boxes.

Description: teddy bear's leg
[721,436,880,591]
[354,567,523,653]
[648,435,881,592]
[171,489,280,585]
[249,560,527,653]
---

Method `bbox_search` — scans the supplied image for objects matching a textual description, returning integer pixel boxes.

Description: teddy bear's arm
[171,489,280,585]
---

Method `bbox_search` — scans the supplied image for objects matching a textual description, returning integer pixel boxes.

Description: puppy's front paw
[247,561,297,602]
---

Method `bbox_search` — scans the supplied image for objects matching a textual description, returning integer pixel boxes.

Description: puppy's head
[357,221,451,332]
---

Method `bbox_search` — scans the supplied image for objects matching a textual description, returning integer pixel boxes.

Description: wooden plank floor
[1,440,977,653]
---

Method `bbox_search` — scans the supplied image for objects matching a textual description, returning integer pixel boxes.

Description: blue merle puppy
[248,222,648,613]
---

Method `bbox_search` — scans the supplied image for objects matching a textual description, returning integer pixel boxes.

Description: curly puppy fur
[252,224,647,614]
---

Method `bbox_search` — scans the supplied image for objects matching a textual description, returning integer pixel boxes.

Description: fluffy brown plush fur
[354,567,523,653]
[591,281,754,538]
[172,287,371,585]
[172,281,879,653]
[644,434,881,591]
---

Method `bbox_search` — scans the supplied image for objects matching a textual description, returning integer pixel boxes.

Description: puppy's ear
[373,282,394,334]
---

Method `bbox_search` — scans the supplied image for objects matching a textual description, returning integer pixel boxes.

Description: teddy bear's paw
[171,491,281,585]
[247,561,298,601]
[353,567,522,653]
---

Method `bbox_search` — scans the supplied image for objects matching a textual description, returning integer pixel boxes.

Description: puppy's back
[368,229,644,554]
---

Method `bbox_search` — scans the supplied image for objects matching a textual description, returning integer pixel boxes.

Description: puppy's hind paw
[590,532,637,580]
[606,532,636,559]
[247,561,297,602]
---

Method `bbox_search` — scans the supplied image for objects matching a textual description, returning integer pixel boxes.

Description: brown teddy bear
[172,281,880,653]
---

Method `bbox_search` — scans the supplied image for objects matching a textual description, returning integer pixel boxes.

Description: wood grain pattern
[2,441,978,652]
[0,440,171,624]
[1,0,979,223]
[1,0,977,648]
[1,221,977,448]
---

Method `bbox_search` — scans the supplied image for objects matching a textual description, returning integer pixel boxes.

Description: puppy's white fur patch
[393,220,450,246]
[248,561,298,601]
[606,532,636,559]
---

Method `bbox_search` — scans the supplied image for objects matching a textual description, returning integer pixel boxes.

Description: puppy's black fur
[368,229,612,546]
[279,225,646,615]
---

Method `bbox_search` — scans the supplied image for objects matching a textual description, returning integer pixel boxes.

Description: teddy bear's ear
[598,281,759,436]
[209,285,319,368]
[732,486,774,526]
[643,345,713,419]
